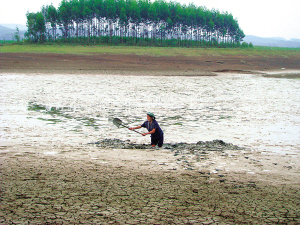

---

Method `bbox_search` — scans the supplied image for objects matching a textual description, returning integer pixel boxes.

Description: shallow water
[1,73,299,155]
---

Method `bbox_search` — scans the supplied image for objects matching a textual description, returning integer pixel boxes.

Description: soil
[1,52,300,224]
[1,52,300,76]
[1,144,299,224]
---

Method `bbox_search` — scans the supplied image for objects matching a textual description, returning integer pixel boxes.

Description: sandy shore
[1,52,300,224]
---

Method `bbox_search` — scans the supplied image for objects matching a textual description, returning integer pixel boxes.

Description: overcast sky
[1,0,299,40]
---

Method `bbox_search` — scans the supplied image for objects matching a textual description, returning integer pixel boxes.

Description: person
[129,112,164,148]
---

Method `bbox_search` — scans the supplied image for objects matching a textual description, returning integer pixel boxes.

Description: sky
[1,0,300,40]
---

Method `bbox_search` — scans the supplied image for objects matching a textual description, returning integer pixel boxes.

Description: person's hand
[142,133,147,136]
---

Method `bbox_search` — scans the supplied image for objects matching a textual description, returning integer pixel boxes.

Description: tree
[83,0,94,43]
[149,1,158,40]
[14,27,21,43]
[47,4,58,40]
[58,0,73,39]
[195,6,206,43]
[185,3,197,41]
[25,12,46,42]
[119,7,128,42]
[25,12,37,42]
[36,12,46,41]
[94,0,104,42]
[25,0,245,47]
[126,0,141,42]
[139,0,150,40]
[106,0,116,42]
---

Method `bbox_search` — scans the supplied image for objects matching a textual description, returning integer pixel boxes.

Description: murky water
[1,73,299,155]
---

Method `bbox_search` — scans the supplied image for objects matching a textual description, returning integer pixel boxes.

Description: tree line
[25,0,246,47]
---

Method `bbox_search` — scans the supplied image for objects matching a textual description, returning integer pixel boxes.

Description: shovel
[113,118,143,135]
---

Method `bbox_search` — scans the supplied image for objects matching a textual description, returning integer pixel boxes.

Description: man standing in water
[129,112,164,148]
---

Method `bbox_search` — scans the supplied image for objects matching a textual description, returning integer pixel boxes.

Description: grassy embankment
[1,43,300,58]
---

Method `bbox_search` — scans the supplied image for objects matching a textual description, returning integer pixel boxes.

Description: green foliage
[241,42,249,48]
[23,0,246,47]
[14,27,21,43]
[25,12,46,42]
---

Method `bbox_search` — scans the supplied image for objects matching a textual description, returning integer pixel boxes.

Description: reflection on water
[1,73,299,155]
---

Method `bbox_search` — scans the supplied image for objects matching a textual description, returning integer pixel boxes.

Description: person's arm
[142,128,156,136]
[129,125,142,130]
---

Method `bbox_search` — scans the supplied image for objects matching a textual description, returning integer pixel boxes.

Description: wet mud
[1,57,300,223]
[91,138,244,151]
[90,138,246,171]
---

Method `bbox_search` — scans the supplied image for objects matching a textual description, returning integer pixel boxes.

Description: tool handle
[120,124,143,135]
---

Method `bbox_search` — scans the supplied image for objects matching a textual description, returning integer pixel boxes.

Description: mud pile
[90,138,245,152]
[90,139,246,171]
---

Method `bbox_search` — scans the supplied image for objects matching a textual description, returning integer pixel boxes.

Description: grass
[1,43,299,58]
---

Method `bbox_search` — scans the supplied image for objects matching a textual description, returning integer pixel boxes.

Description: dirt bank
[1,52,300,76]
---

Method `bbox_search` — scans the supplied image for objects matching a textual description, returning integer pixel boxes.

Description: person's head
[147,112,155,121]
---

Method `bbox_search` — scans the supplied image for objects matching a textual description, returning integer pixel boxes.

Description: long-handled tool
[113,118,143,135]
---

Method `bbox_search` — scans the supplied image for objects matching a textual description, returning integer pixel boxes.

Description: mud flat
[1,50,300,223]
[1,139,299,224]
[1,52,300,76]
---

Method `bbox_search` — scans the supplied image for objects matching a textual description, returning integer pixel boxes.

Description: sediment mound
[89,139,247,171]
[89,138,245,152]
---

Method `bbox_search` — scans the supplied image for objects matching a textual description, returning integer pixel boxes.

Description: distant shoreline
[1,48,300,76]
